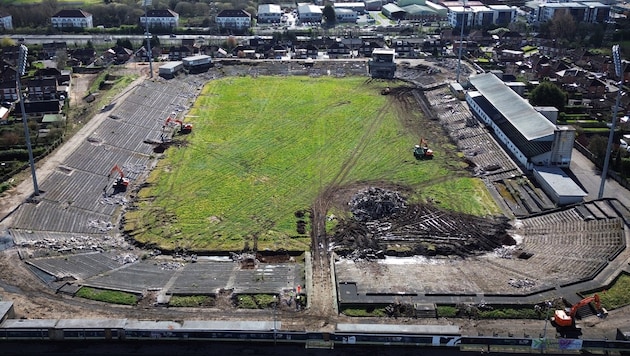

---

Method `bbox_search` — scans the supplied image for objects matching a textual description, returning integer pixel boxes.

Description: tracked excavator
[164,115,192,134]
[552,294,607,328]
[108,164,129,191]
[413,138,434,160]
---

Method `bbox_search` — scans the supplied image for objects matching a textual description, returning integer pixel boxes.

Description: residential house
[294,44,319,59]
[257,4,283,23]
[327,41,350,59]
[359,41,383,58]
[42,42,67,60]
[168,45,193,61]
[216,9,252,32]
[392,40,414,58]
[136,43,161,62]
[51,9,93,29]
[13,100,62,120]
[68,48,96,66]
[140,9,179,30]
[0,11,13,30]
[1,45,20,67]
[104,46,133,65]
[26,77,58,101]
[34,68,71,86]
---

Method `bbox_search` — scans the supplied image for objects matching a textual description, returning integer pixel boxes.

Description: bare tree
[549,11,576,43]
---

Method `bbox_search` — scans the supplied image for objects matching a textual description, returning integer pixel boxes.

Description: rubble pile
[349,187,407,222]
[19,234,128,254]
[332,187,514,260]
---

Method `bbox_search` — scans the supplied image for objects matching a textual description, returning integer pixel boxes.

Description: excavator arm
[553,294,606,328]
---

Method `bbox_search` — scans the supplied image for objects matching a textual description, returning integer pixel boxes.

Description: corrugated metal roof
[470,93,552,158]
[469,73,556,141]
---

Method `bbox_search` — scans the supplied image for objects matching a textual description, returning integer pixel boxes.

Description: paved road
[570,148,630,207]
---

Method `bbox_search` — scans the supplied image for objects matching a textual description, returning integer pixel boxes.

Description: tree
[322,5,336,27]
[528,81,567,111]
[549,12,576,44]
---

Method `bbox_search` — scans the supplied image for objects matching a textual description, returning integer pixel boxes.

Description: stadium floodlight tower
[16,44,39,196]
[598,44,623,199]
[455,0,468,83]
[143,0,153,78]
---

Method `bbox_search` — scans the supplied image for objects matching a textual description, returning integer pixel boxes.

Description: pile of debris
[349,187,406,222]
[332,187,514,259]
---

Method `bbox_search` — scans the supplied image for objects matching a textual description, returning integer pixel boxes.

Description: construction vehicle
[108,164,130,191]
[552,294,607,328]
[413,138,434,160]
[164,115,193,134]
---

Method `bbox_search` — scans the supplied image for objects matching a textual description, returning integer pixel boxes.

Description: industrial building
[466,73,576,171]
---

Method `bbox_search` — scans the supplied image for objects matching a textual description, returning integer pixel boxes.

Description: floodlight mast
[598,44,622,199]
[455,0,467,83]
[16,44,39,196]
[143,0,153,78]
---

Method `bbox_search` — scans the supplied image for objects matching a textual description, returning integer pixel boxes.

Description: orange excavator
[108,164,130,191]
[164,115,192,134]
[552,294,607,328]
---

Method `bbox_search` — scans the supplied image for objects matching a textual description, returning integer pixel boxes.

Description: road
[570,148,630,207]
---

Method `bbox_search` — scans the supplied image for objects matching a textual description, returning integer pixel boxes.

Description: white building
[140,9,179,30]
[297,4,323,23]
[447,4,516,27]
[257,4,283,23]
[487,5,516,25]
[466,73,576,170]
[333,2,366,14]
[216,9,252,31]
[0,12,13,30]
[335,8,358,23]
[528,1,610,24]
[51,9,93,29]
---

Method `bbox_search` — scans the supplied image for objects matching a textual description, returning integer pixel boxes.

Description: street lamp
[456,0,467,83]
[16,44,39,196]
[143,0,153,79]
[598,44,622,199]
[273,295,277,345]
[540,301,552,353]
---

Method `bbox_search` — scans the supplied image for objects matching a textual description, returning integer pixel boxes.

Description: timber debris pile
[331,187,514,259]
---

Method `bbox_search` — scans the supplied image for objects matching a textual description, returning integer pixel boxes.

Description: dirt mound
[331,187,513,259]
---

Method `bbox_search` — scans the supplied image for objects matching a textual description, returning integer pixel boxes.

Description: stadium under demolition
[0,59,630,353]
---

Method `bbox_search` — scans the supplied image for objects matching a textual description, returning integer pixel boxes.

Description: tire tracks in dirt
[308,97,392,325]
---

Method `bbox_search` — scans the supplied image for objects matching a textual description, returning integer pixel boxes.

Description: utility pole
[16,44,39,196]
[598,44,622,199]
[143,0,153,79]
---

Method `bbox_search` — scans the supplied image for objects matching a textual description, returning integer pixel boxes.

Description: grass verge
[75,287,138,305]
[168,295,215,307]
